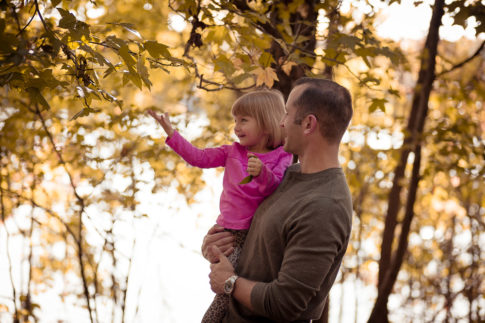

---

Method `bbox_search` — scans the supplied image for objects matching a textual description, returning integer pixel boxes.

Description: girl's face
[233,114,269,153]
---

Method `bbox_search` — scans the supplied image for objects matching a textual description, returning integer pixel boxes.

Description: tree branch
[32,104,95,323]
[0,151,20,323]
[436,40,485,78]
[14,2,36,37]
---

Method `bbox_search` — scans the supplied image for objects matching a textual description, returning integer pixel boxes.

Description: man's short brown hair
[293,78,353,143]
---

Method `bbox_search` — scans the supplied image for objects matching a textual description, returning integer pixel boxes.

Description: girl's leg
[201,230,248,323]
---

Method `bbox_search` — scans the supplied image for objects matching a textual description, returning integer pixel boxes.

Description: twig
[14,2,37,37]
[436,40,485,78]
[0,152,20,323]
[4,189,79,241]
[33,102,95,323]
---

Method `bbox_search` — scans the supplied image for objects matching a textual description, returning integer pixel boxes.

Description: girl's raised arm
[147,109,174,138]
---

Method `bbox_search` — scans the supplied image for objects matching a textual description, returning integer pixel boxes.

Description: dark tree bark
[322,0,342,80]
[270,0,318,99]
[370,0,445,322]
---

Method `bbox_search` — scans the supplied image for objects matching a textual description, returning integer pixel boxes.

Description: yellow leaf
[281,61,297,76]
[254,67,279,88]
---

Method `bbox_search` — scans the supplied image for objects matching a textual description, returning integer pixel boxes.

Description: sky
[0,1,483,322]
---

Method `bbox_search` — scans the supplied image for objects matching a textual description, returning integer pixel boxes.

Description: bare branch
[31,102,95,323]
[0,152,21,323]
[14,2,36,37]
[437,40,485,78]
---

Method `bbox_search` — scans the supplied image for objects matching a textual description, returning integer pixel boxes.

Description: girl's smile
[234,115,270,153]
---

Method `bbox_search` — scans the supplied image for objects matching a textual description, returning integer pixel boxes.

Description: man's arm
[208,204,349,321]
[248,202,350,321]
[209,246,256,311]
[201,224,235,263]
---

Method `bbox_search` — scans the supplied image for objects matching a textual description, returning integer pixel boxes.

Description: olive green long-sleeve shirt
[224,165,353,323]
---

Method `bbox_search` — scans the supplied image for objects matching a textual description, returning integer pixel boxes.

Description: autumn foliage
[1,0,484,322]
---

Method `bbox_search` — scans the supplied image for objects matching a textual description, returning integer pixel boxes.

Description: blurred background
[0,0,483,322]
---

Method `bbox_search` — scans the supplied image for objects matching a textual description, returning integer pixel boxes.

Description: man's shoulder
[286,163,301,172]
[289,175,352,226]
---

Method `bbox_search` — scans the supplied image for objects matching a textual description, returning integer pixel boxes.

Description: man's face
[280,85,306,154]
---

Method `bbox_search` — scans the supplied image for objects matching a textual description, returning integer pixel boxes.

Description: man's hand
[147,109,174,137]
[202,225,235,263]
[247,153,263,177]
[209,246,236,294]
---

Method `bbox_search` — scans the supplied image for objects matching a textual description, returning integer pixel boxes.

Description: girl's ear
[303,114,318,135]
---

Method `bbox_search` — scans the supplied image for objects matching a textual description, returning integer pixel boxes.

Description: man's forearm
[232,277,257,311]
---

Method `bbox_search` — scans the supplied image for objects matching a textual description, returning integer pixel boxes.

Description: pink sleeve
[165,131,227,168]
[253,152,293,196]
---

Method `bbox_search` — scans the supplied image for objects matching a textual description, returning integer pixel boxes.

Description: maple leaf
[254,67,279,88]
[281,61,297,76]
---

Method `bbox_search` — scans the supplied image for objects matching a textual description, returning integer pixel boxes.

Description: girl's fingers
[247,153,259,160]
[147,110,167,124]
[223,247,235,257]
[208,224,225,235]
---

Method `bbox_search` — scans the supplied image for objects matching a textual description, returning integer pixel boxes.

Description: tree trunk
[370,0,445,321]
[270,0,318,99]
[323,0,341,80]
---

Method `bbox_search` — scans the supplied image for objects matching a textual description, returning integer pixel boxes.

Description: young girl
[148,90,292,322]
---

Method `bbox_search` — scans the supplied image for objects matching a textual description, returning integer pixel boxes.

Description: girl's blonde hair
[231,90,286,149]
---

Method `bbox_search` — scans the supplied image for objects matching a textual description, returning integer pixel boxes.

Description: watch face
[224,280,233,294]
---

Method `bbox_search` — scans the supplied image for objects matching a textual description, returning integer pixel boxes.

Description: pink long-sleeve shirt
[166,131,293,230]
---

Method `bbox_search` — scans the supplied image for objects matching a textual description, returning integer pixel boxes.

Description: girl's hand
[202,225,235,263]
[247,153,263,177]
[147,109,174,138]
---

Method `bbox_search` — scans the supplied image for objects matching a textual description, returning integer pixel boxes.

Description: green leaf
[57,8,76,30]
[369,98,388,113]
[106,35,126,49]
[258,52,275,68]
[120,23,142,38]
[51,0,62,8]
[123,71,142,90]
[246,11,269,25]
[361,75,380,86]
[70,107,100,120]
[205,26,228,45]
[213,54,235,75]
[144,40,171,59]
[103,65,116,78]
[337,34,362,50]
[388,88,401,98]
[81,44,114,68]
[119,45,136,67]
[137,56,152,89]
[231,73,252,84]
[27,87,50,110]
[239,175,253,185]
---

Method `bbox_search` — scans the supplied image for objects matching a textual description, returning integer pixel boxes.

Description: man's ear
[303,114,318,135]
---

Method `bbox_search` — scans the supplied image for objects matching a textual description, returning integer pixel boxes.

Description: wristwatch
[223,275,239,295]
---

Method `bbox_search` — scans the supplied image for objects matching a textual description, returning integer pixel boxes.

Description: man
[203,78,353,322]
